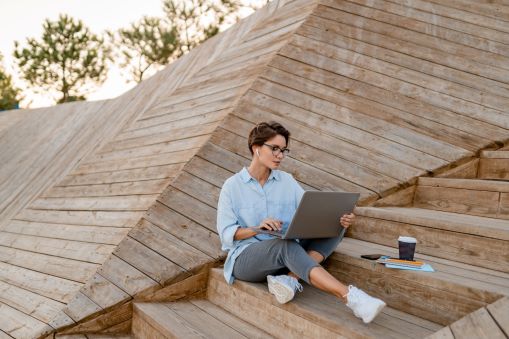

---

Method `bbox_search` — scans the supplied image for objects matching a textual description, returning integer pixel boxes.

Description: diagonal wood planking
[1,0,509,337]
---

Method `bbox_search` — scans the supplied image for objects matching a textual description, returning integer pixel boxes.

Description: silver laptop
[256,191,360,239]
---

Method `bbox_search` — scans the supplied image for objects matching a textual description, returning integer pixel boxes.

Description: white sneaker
[267,275,303,304]
[345,285,386,323]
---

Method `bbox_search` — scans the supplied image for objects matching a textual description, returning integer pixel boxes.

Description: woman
[217,121,386,324]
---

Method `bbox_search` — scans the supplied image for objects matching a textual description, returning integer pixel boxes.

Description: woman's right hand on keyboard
[258,218,283,231]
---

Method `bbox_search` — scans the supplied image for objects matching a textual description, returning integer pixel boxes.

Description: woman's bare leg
[287,249,348,301]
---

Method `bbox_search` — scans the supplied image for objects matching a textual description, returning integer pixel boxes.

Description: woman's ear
[256,148,260,157]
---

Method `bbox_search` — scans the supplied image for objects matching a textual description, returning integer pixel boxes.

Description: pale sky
[0,0,260,108]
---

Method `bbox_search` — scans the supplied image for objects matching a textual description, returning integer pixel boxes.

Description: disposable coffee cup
[398,236,417,261]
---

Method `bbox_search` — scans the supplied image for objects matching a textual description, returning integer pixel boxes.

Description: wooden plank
[292,26,509,113]
[185,156,234,188]
[98,255,157,297]
[479,159,509,179]
[356,206,509,240]
[63,291,103,322]
[129,219,212,272]
[424,326,454,339]
[296,22,501,147]
[319,0,509,72]
[144,202,223,260]
[165,301,249,338]
[270,51,508,145]
[425,0,509,22]
[341,0,509,51]
[113,236,187,286]
[3,220,130,245]
[499,193,509,220]
[126,103,234,140]
[158,187,218,233]
[58,164,182,186]
[281,40,509,132]
[0,231,115,264]
[81,273,131,310]
[0,301,53,339]
[138,271,208,303]
[60,302,132,335]
[436,159,479,179]
[0,261,81,303]
[99,319,131,334]
[418,177,509,192]
[450,307,506,339]
[481,150,509,158]
[487,297,509,337]
[132,311,167,339]
[190,299,271,338]
[0,245,98,282]
[14,209,142,227]
[372,185,416,207]
[43,178,173,198]
[70,149,195,175]
[306,7,509,119]
[0,330,12,339]
[171,171,221,208]
[85,135,209,163]
[349,215,509,272]
[28,195,158,211]
[0,279,70,324]
[100,122,218,154]
[133,303,207,338]
[413,186,500,218]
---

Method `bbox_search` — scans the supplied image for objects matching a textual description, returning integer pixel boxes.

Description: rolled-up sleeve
[217,182,239,250]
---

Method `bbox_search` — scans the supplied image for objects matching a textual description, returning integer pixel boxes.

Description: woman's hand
[258,218,283,231]
[340,213,355,229]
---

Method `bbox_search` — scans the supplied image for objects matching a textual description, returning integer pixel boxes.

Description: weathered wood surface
[209,268,441,338]
[328,238,509,325]
[479,158,509,180]
[2,0,509,336]
[352,206,509,271]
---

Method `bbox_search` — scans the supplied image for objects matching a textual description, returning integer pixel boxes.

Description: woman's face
[255,134,288,170]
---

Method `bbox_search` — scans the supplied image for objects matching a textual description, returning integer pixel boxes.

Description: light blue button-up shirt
[217,167,305,284]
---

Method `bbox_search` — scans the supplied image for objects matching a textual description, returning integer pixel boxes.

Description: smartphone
[361,254,383,260]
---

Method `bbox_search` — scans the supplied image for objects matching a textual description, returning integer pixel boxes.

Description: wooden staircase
[127,151,509,338]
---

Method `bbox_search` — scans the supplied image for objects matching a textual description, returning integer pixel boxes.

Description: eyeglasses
[263,143,290,156]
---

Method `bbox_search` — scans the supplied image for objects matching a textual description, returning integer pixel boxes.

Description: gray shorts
[232,235,343,284]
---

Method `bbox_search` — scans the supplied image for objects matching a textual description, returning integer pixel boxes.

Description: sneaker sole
[267,276,294,304]
[362,301,386,324]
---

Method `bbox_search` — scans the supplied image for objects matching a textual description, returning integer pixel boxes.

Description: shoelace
[286,276,303,292]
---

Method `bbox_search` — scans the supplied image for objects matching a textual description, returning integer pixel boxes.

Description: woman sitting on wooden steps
[216,121,386,324]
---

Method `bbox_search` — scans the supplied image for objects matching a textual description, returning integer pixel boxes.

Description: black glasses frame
[263,143,290,156]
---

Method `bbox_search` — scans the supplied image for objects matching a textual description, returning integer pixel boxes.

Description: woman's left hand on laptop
[340,213,355,229]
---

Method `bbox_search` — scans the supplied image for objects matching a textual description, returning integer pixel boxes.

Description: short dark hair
[248,121,290,155]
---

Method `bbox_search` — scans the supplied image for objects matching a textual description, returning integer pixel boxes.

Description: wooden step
[479,151,509,180]
[132,299,269,338]
[208,268,442,338]
[414,177,509,219]
[326,238,509,326]
[351,206,509,272]
[426,297,509,339]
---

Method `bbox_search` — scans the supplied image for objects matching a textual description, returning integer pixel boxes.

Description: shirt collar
[240,167,280,183]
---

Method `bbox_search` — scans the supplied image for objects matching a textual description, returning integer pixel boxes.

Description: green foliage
[0,53,22,111]
[109,17,178,83]
[163,0,241,56]
[13,14,109,104]
[111,0,254,83]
